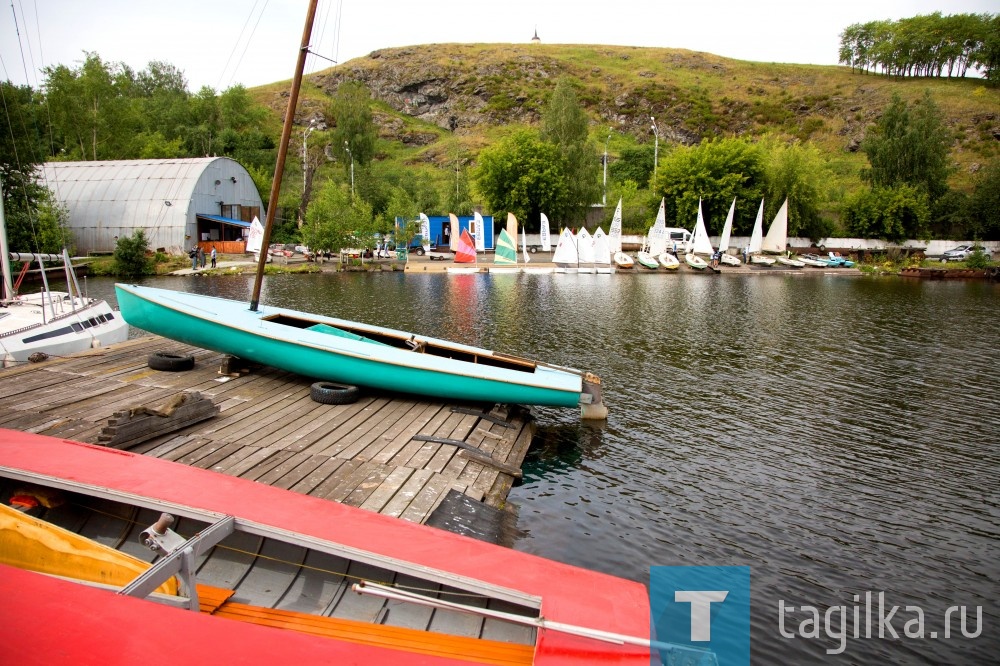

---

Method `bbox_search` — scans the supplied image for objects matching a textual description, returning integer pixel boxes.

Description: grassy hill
[252,43,1000,222]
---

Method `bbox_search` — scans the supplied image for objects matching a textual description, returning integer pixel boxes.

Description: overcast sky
[2,0,996,92]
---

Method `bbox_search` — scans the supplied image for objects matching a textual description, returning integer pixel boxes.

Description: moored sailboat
[0,183,128,366]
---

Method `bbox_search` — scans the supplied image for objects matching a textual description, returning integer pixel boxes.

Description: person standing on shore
[189,246,198,270]
[210,246,217,268]
[198,247,206,268]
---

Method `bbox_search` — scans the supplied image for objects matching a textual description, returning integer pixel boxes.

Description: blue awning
[196,214,251,228]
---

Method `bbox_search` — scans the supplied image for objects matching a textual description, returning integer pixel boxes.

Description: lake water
[86,271,998,663]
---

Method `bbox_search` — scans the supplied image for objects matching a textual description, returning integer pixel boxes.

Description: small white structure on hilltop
[531,28,540,44]
[42,157,264,255]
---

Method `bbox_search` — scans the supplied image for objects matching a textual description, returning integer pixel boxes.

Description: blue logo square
[650,566,750,666]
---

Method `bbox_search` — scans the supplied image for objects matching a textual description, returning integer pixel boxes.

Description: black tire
[416,247,425,256]
[148,352,195,372]
[529,246,537,253]
[310,381,360,405]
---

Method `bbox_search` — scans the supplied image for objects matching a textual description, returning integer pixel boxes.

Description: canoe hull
[115,284,582,408]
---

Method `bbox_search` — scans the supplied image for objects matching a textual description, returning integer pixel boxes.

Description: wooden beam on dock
[0,336,536,528]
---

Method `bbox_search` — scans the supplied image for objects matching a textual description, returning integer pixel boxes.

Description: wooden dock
[0,337,536,529]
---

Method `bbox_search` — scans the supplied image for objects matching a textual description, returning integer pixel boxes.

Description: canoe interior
[266,313,539,373]
[0,475,539,648]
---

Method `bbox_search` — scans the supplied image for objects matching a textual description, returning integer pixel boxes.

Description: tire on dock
[310,381,360,405]
[147,352,195,372]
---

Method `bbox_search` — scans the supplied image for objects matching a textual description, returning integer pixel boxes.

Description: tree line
[3,48,999,261]
[839,13,1000,82]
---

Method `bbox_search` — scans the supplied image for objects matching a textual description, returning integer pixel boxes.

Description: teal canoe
[115,284,587,408]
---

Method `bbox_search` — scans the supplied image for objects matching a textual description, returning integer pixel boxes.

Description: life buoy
[148,352,195,372]
[310,381,360,405]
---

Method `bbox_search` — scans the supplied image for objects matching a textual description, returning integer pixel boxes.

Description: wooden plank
[358,466,416,513]
[399,474,453,524]
[287,456,350,496]
[380,469,434,519]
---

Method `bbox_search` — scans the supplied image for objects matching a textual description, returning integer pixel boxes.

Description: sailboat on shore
[114,0,605,418]
[748,199,776,266]
[717,198,742,266]
[684,200,712,270]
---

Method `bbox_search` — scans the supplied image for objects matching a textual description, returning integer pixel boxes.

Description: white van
[665,228,693,253]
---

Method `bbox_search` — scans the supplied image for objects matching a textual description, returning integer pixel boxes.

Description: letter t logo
[674,590,729,641]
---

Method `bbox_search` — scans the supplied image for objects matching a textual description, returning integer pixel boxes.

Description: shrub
[112,230,153,278]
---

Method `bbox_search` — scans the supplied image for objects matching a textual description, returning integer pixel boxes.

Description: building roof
[42,158,226,228]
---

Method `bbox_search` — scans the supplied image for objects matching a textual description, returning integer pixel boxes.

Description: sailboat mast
[249,0,319,311]
[0,180,13,301]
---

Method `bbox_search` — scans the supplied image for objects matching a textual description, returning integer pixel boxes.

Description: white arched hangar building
[42,157,264,255]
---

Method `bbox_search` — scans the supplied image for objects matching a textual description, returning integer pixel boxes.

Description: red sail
[454,229,477,263]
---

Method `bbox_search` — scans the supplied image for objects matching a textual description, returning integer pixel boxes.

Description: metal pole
[603,130,611,207]
[249,0,319,312]
[302,120,315,193]
[650,117,659,183]
[344,141,354,197]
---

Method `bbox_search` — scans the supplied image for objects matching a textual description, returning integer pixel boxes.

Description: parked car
[941,244,992,262]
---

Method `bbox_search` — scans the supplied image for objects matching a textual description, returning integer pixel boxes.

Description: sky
[2,0,996,92]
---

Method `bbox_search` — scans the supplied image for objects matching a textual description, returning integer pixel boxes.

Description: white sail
[473,211,486,252]
[608,198,623,253]
[719,198,736,253]
[419,213,431,252]
[748,199,765,254]
[521,219,531,263]
[245,216,265,254]
[540,213,551,252]
[761,198,788,254]
[577,228,595,264]
[690,199,714,255]
[551,228,578,265]
[648,227,667,256]
[592,227,611,267]
[448,213,459,251]
[653,198,666,230]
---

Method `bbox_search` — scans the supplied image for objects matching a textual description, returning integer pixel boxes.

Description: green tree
[760,137,833,240]
[604,180,658,234]
[860,92,951,201]
[0,82,52,252]
[966,160,1000,239]
[112,229,153,278]
[474,130,567,226]
[609,144,655,189]
[540,78,601,226]
[653,137,766,235]
[841,185,930,241]
[327,82,377,174]
[303,181,377,257]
